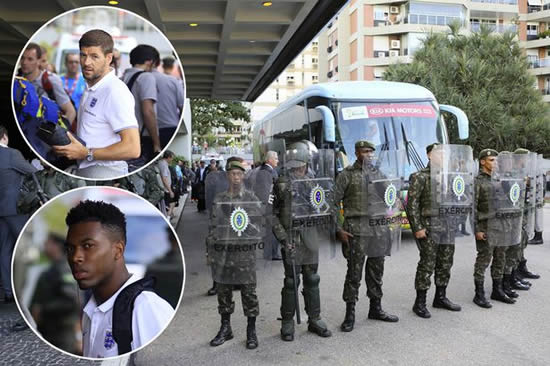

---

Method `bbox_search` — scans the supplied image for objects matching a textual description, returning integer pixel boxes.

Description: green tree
[384,24,550,156]
[191,98,250,147]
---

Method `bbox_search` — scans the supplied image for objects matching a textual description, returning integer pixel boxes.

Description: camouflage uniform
[206,189,260,317]
[407,165,455,291]
[272,169,331,339]
[473,169,506,282]
[30,259,79,353]
[333,159,386,303]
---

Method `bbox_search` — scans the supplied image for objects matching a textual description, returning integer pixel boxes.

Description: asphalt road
[134,200,550,366]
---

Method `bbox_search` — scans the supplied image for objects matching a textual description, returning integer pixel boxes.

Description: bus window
[272,104,309,147]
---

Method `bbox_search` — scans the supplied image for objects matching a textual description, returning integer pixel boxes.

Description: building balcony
[521,37,550,48]
[521,8,550,22]
[365,54,413,66]
[471,0,517,4]
[528,59,550,75]
[470,23,517,33]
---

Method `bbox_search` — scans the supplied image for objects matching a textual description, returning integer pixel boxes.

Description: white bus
[252,80,469,179]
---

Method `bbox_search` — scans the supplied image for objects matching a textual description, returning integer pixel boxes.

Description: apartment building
[319,0,550,100]
[250,41,320,123]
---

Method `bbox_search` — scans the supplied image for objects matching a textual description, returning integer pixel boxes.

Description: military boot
[528,231,543,245]
[412,290,431,318]
[246,317,258,349]
[210,314,233,347]
[207,281,218,296]
[280,283,296,341]
[303,275,332,338]
[340,302,355,332]
[491,278,515,304]
[368,298,399,322]
[473,280,492,309]
[510,269,530,290]
[432,286,461,311]
[502,275,519,299]
[518,260,540,279]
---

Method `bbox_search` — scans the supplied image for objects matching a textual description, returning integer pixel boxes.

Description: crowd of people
[13,29,184,179]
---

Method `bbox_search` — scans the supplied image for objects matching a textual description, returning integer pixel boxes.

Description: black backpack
[112,276,156,355]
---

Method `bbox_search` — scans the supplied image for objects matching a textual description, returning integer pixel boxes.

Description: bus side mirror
[316,105,336,143]
[440,105,469,140]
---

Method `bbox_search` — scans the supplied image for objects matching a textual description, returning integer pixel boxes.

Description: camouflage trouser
[217,283,259,317]
[473,240,506,281]
[281,253,322,319]
[342,234,385,303]
[414,236,454,291]
[504,244,521,274]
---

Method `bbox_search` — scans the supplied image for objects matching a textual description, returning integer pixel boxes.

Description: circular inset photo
[12,186,185,359]
[12,6,186,180]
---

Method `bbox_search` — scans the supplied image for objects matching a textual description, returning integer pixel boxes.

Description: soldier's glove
[282,240,296,260]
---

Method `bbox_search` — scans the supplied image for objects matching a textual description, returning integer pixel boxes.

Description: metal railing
[406,14,464,26]
[528,58,550,68]
[471,0,517,4]
[470,23,517,33]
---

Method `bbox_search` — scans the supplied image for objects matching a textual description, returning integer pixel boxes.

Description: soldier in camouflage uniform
[408,143,461,319]
[17,167,86,215]
[207,161,261,350]
[272,141,332,341]
[508,149,540,286]
[472,149,514,308]
[30,233,80,353]
[334,140,398,332]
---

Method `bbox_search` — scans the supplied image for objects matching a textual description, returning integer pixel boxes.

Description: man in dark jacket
[0,125,37,303]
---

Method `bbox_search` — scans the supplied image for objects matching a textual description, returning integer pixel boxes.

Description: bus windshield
[334,101,446,179]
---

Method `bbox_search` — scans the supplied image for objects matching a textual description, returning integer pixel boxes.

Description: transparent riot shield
[535,154,545,228]
[208,192,265,284]
[430,144,475,245]
[360,150,405,257]
[282,146,336,265]
[524,152,537,239]
[205,171,228,215]
[488,153,527,247]
[247,166,278,260]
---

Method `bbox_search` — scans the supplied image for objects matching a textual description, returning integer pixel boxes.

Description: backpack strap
[112,276,156,355]
[125,71,146,136]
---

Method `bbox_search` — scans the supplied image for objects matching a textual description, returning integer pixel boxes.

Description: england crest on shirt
[104,330,115,349]
[90,97,98,108]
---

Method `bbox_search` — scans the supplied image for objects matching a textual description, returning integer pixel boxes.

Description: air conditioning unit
[390,40,401,49]
[390,6,399,14]
[377,51,386,58]
[389,50,399,57]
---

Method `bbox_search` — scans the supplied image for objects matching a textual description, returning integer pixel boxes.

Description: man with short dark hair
[52,29,140,178]
[162,57,175,75]
[65,200,174,357]
[151,54,184,148]
[20,43,76,124]
[158,150,176,217]
[61,52,86,110]
[122,44,162,161]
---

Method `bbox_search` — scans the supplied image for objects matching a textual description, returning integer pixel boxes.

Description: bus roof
[260,81,437,122]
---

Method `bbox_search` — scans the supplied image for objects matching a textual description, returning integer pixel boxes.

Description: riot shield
[535,154,545,228]
[283,146,336,265]
[524,152,537,239]
[205,171,228,215]
[430,144,475,245]
[360,150,405,257]
[488,154,527,247]
[208,191,265,284]
[247,166,278,260]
